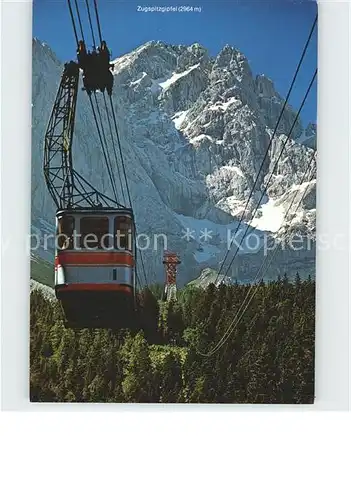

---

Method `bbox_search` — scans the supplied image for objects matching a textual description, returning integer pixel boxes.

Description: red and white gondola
[55,207,136,328]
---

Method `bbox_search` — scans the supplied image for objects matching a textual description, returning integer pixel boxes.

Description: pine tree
[121,332,153,402]
[29,275,316,404]
[138,287,160,343]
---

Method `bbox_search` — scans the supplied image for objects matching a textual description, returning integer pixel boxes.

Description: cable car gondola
[55,207,136,328]
[43,1,144,329]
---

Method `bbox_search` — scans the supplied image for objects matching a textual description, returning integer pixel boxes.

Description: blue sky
[33,0,317,126]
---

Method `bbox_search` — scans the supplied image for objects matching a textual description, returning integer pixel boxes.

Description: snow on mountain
[251,199,285,233]
[187,268,233,289]
[31,38,316,285]
[174,213,266,256]
[158,63,201,91]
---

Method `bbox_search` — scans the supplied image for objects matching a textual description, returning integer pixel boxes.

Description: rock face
[31,38,316,285]
[187,268,232,289]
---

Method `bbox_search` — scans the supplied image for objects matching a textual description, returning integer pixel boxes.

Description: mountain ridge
[31,38,316,285]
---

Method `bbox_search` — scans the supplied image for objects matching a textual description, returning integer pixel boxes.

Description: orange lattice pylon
[162,251,181,301]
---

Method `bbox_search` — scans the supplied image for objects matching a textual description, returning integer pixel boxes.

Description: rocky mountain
[187,268,232,289]
[31,38,316,286]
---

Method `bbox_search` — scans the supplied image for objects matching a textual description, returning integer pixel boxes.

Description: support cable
[108,95,149,288]
[85,0,97,48]
[73,0,85,41]
[87,94,118,203]
[199,151,317,357]
[93,0,103,45]
[219,69,317,283]
[92,93,119,201]
[214,14,317,284]
[102,92,126,205]
[67,0,80,45]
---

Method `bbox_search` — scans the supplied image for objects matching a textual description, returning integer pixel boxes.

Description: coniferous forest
[30,274,315,404]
